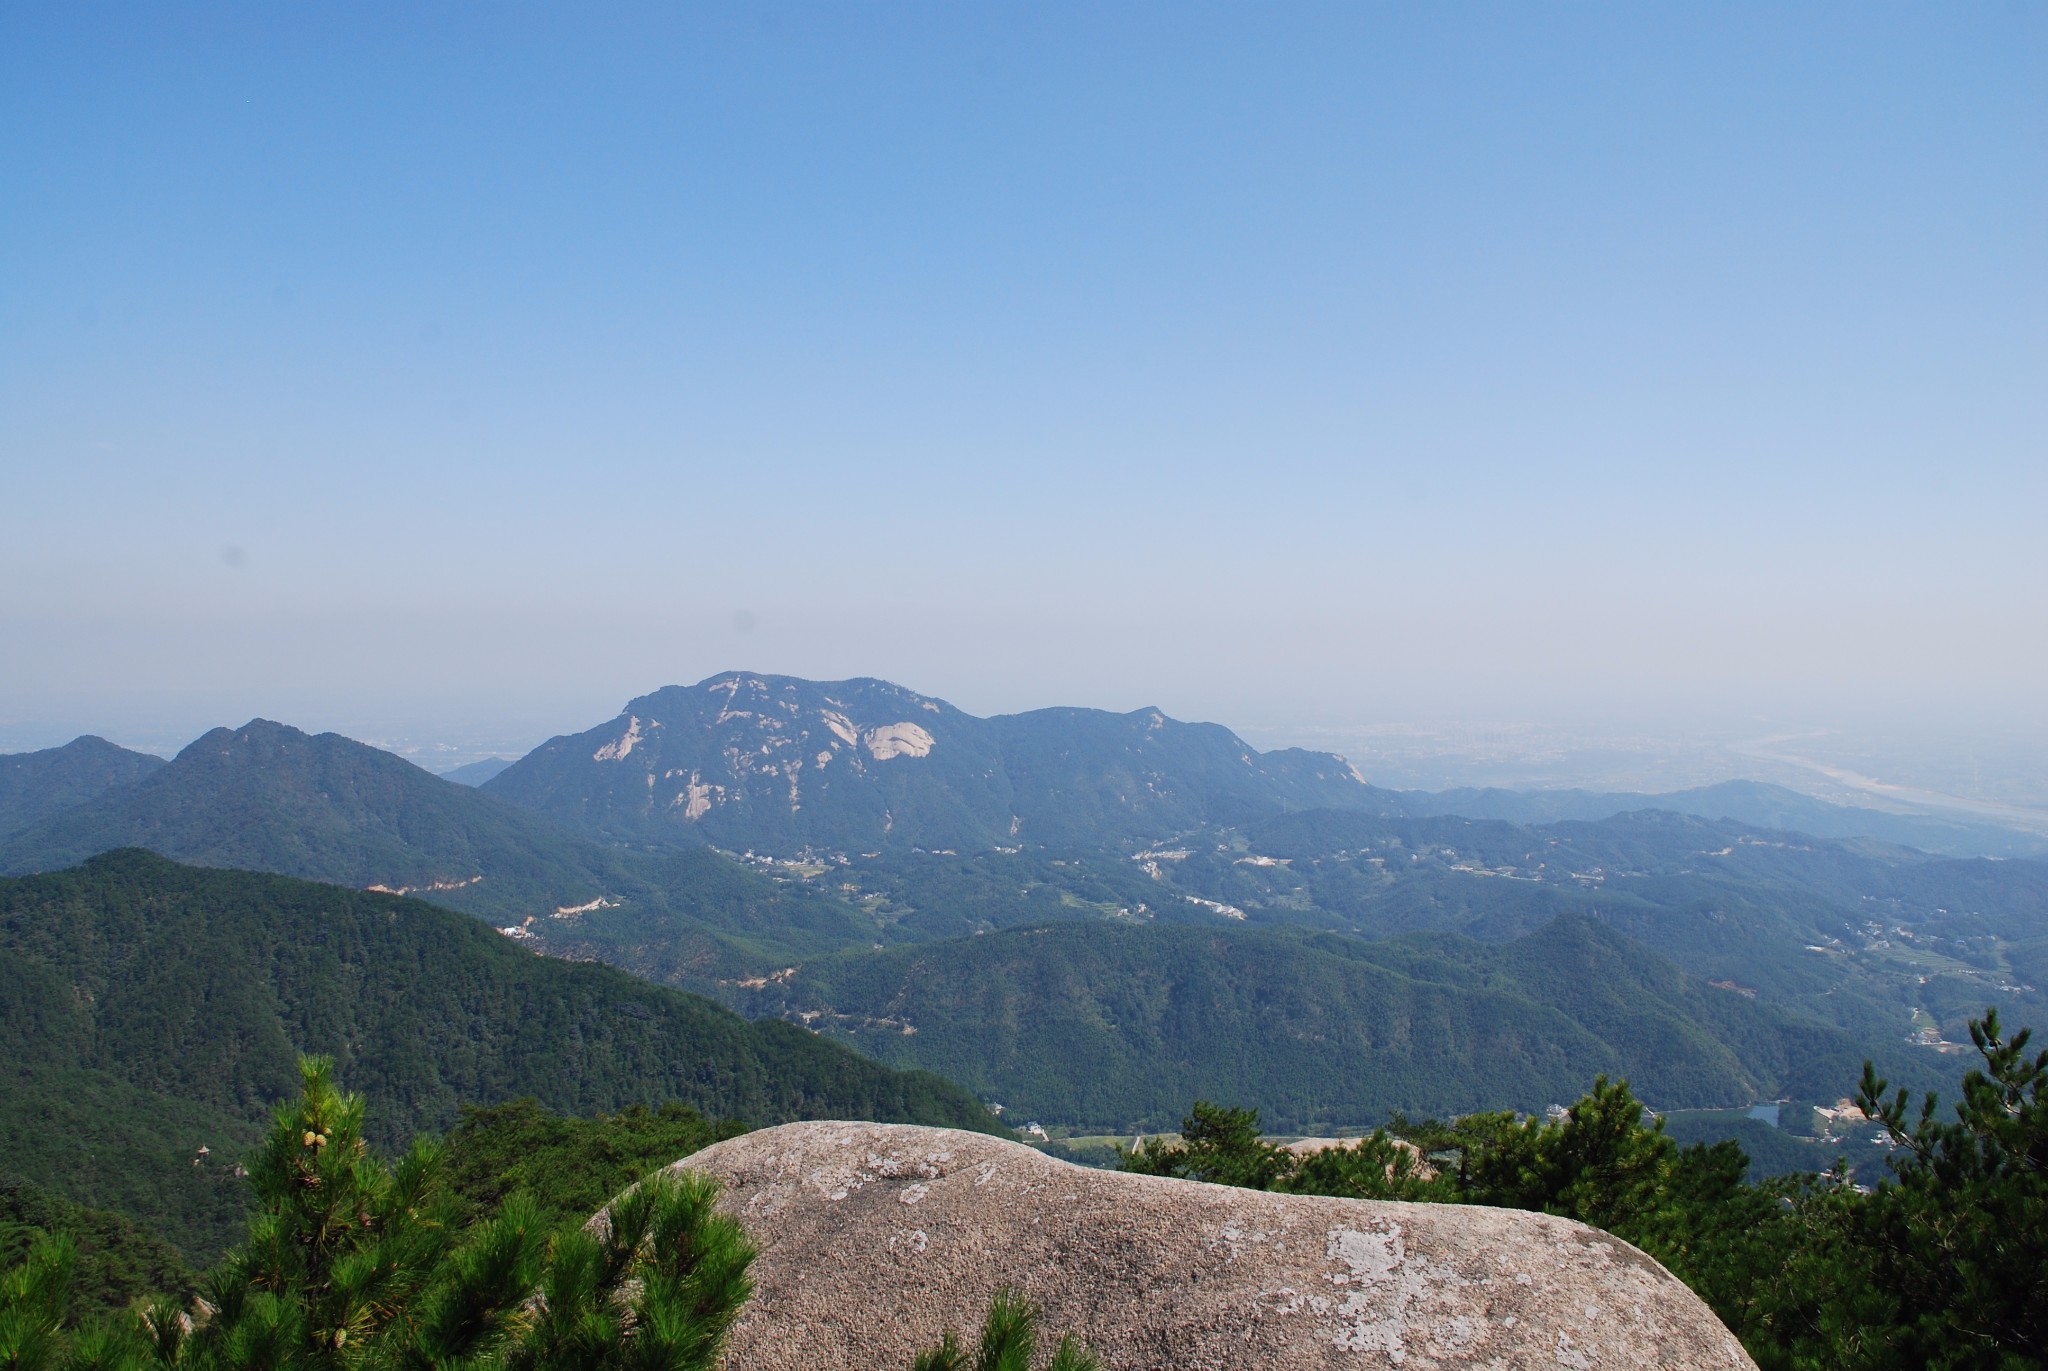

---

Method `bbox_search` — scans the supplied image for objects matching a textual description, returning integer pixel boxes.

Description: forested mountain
[481,672,1378,851]
[723,913,1904,1132]
[518,798,2043,1066]
[0,720,613,899]
[0,720,880,973]
[0,736,163,840]
[1219,807,2048,946]
[0,851,998,1260]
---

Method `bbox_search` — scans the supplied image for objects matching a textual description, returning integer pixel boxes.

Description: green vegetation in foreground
[9,1021,2040,1369]
[0,851,1002,1264]
[1656,1109,1897,1181]
[911,1287,1098,1371]
[1,1091,756,1325]
[0,1059,757,1371]
[435,1100,745,1233]
[2,1063,1103,1371]
[1126,1011,2046,1371]
[2,1091,754,1324]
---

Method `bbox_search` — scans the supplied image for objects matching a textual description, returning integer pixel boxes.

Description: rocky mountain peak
[485,673,1376,853]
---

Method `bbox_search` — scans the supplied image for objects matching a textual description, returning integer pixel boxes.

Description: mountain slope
[0,1177,195,1314]
[0,737,164,841]
[983,708,1375,845]
[0,720,882,967]
[0,720,613,899]
[0,850,990,1136]
[440,756,516,786]
[487,675,1009,851]
[0,851,998,1258]
[725,914,1891,1132]
[484,672,1378,851]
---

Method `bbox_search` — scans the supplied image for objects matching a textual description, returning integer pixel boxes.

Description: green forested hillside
[0,851,999,1260]
[435,1099,744,1231]
[0,1178,193,1314]
[8,709,2035,1199]
[728,914,1914,1132]
[0,1065,259,1267]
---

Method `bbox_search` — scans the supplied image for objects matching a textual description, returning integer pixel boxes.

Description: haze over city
[4,5,2042,801]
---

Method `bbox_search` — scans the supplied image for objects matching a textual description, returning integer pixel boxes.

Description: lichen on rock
[663,1121,1755,1370]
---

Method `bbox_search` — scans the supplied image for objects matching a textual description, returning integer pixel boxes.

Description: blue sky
[2,3,2042,755]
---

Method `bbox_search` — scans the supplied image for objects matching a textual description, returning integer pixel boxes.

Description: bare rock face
[670,1121,1755,1371]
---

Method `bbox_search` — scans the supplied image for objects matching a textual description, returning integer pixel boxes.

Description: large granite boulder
[666,1121,1755,1370]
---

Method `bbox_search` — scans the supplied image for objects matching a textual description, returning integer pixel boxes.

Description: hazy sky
[4,3,2043,756]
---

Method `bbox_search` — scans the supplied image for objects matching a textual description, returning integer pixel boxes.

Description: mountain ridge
[482,671,1379,851]
[0,720,886,972]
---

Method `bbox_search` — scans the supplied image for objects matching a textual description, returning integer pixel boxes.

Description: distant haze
[3,7,2042,784]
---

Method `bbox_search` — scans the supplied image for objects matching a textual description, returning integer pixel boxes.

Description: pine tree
[0,1058,755,1371]
[1842,1009,2047,1369]
[910,1288,1097,1371]
[1118,1102,1292,1189]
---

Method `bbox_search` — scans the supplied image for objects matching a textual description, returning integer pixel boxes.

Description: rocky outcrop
[669,1121,1755,1370]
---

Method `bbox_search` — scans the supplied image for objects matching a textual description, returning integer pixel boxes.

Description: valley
[3,672,2043,1367]
[4,672,2038,1148]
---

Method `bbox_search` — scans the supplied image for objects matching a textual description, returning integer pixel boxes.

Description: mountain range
[0,719,880,974]
[2,671,2042,1148]
[482,672,1381,851]
[481,672,2048,859]
[1389,778,2048,860]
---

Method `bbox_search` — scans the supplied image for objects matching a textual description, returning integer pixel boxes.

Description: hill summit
[0,719,625,907]
[484,672,1380,850]
[0,736,164,841]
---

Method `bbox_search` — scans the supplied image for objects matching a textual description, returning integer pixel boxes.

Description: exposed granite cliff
[668,1121,1756,1370]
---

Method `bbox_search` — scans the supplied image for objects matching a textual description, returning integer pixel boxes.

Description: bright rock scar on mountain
[483,672,1382,852]
[585,683,938,813]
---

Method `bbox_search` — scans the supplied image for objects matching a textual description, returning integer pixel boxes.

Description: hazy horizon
[6,667,2047,827]
[5,6,2043,796]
